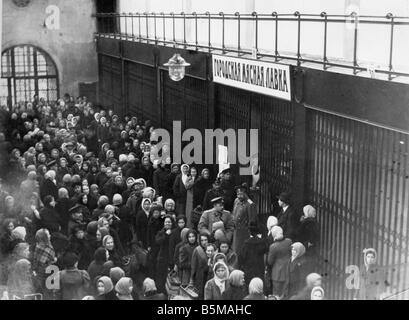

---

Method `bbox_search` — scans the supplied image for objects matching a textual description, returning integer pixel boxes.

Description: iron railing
[94,12,409,80]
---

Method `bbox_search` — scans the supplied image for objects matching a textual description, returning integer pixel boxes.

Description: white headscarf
[267,216,278,235]
[213,261,229,295]
[141,198,152,217]
[303,205,316,219]
[181,164,190,186]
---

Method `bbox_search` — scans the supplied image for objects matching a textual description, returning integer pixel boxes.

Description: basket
[179,285,199,300]
[165,279,180,297]
[167,270,181,286]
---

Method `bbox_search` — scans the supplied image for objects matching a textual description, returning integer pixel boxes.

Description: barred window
[1,45,59,107]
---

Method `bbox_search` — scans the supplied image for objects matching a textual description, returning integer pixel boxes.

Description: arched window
[1,45,59,106]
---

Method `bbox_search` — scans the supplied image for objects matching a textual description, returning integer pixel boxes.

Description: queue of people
[0,94,382,300]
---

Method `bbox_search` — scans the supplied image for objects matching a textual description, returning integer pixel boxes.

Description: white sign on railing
[212,54,292,101]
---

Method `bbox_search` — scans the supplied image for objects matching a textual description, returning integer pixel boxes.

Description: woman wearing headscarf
[177,229,197,286]
[32,228,57,294]
[168,215,187,269]
[267,226,292,298]
[222,269,247,300]
[94,276,117,300]
[217,239,238,271]
[297,205,319,259]
[356,248,389,300]
[115,277,134,300]
[142,277,166,300]
[283,242,308,299]
[7,258,35,299]
[102,235,122,267]
[164,198,176,216]
[204,261,230,300]
[243,277,267,300]
[0,219,16,257]
[135,198,152,249]
[154,215,175,294]
[3,195,21,220]
[164,163,179,200]
[185,166,198,228]
[173,164,190,216]
[40,170,58,202]
[189,233,211,300]
[311,286,325,300]
[289,272,322,300]
[266,215,278,246]
[113,193,133,253]
[193,168,213,208]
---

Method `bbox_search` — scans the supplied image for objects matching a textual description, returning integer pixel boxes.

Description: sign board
[218,144,229,175]
[212,54,291,101]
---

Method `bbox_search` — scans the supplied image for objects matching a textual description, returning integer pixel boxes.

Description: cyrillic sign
[212,54,291,101]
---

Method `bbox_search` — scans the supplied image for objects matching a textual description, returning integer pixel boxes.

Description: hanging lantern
[163,53,190,81]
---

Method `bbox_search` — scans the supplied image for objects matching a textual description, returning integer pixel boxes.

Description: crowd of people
[0,94,385,300]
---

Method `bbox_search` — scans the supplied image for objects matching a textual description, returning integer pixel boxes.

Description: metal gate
[215,84,294,215]
[125,62,158,125]
[98,54,122,113]
[258,95,294,215]
[161,71,209,133]
[306,109,409,300]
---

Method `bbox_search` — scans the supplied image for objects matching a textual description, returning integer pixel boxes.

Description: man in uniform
[198,197,235,243]
[232,184,257,253]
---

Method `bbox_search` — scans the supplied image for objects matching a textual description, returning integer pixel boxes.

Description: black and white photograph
[0,0,409,308]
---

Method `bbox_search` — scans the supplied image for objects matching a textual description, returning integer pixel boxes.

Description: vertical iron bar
[387,14,395,80]
[322,12,328,70]
[131,13,134,39]
[172,12,176,46]
[113,13,117,39]
[162,13,166,44]
[138,13,141,41]
[124,13,128,40]
[207,12,211,52]
[295,11,301,66]
[153,13,157,44]
[353,12,359,75]
[145,12,149,44]
[182,12,187,48]
[194,12,198,50]
[235,12,241,53]
[252,12,258,57]
[273,12,279,61]
[220,12,225,53]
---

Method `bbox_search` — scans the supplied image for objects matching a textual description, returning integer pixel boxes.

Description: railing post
[387,13,395,80]
[220,12,225,53]
[161,12,166,44]
[321,12,328,70]
[171,12,176,46]
[182,12,187,48]
[352,11,359,75]
[295,11,301,66]
[273,12,279,61]
[144,12,149,44]
[138,12,141,41]
[206,12,211,52]
[252,11,258,58]
[193,12,198,50]
[153,12,157,44]
[235,12,241,54]
[130,13,134,39]
[124,12,128,40]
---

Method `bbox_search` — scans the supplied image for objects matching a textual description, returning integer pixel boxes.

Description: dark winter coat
[238,236,269,284]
